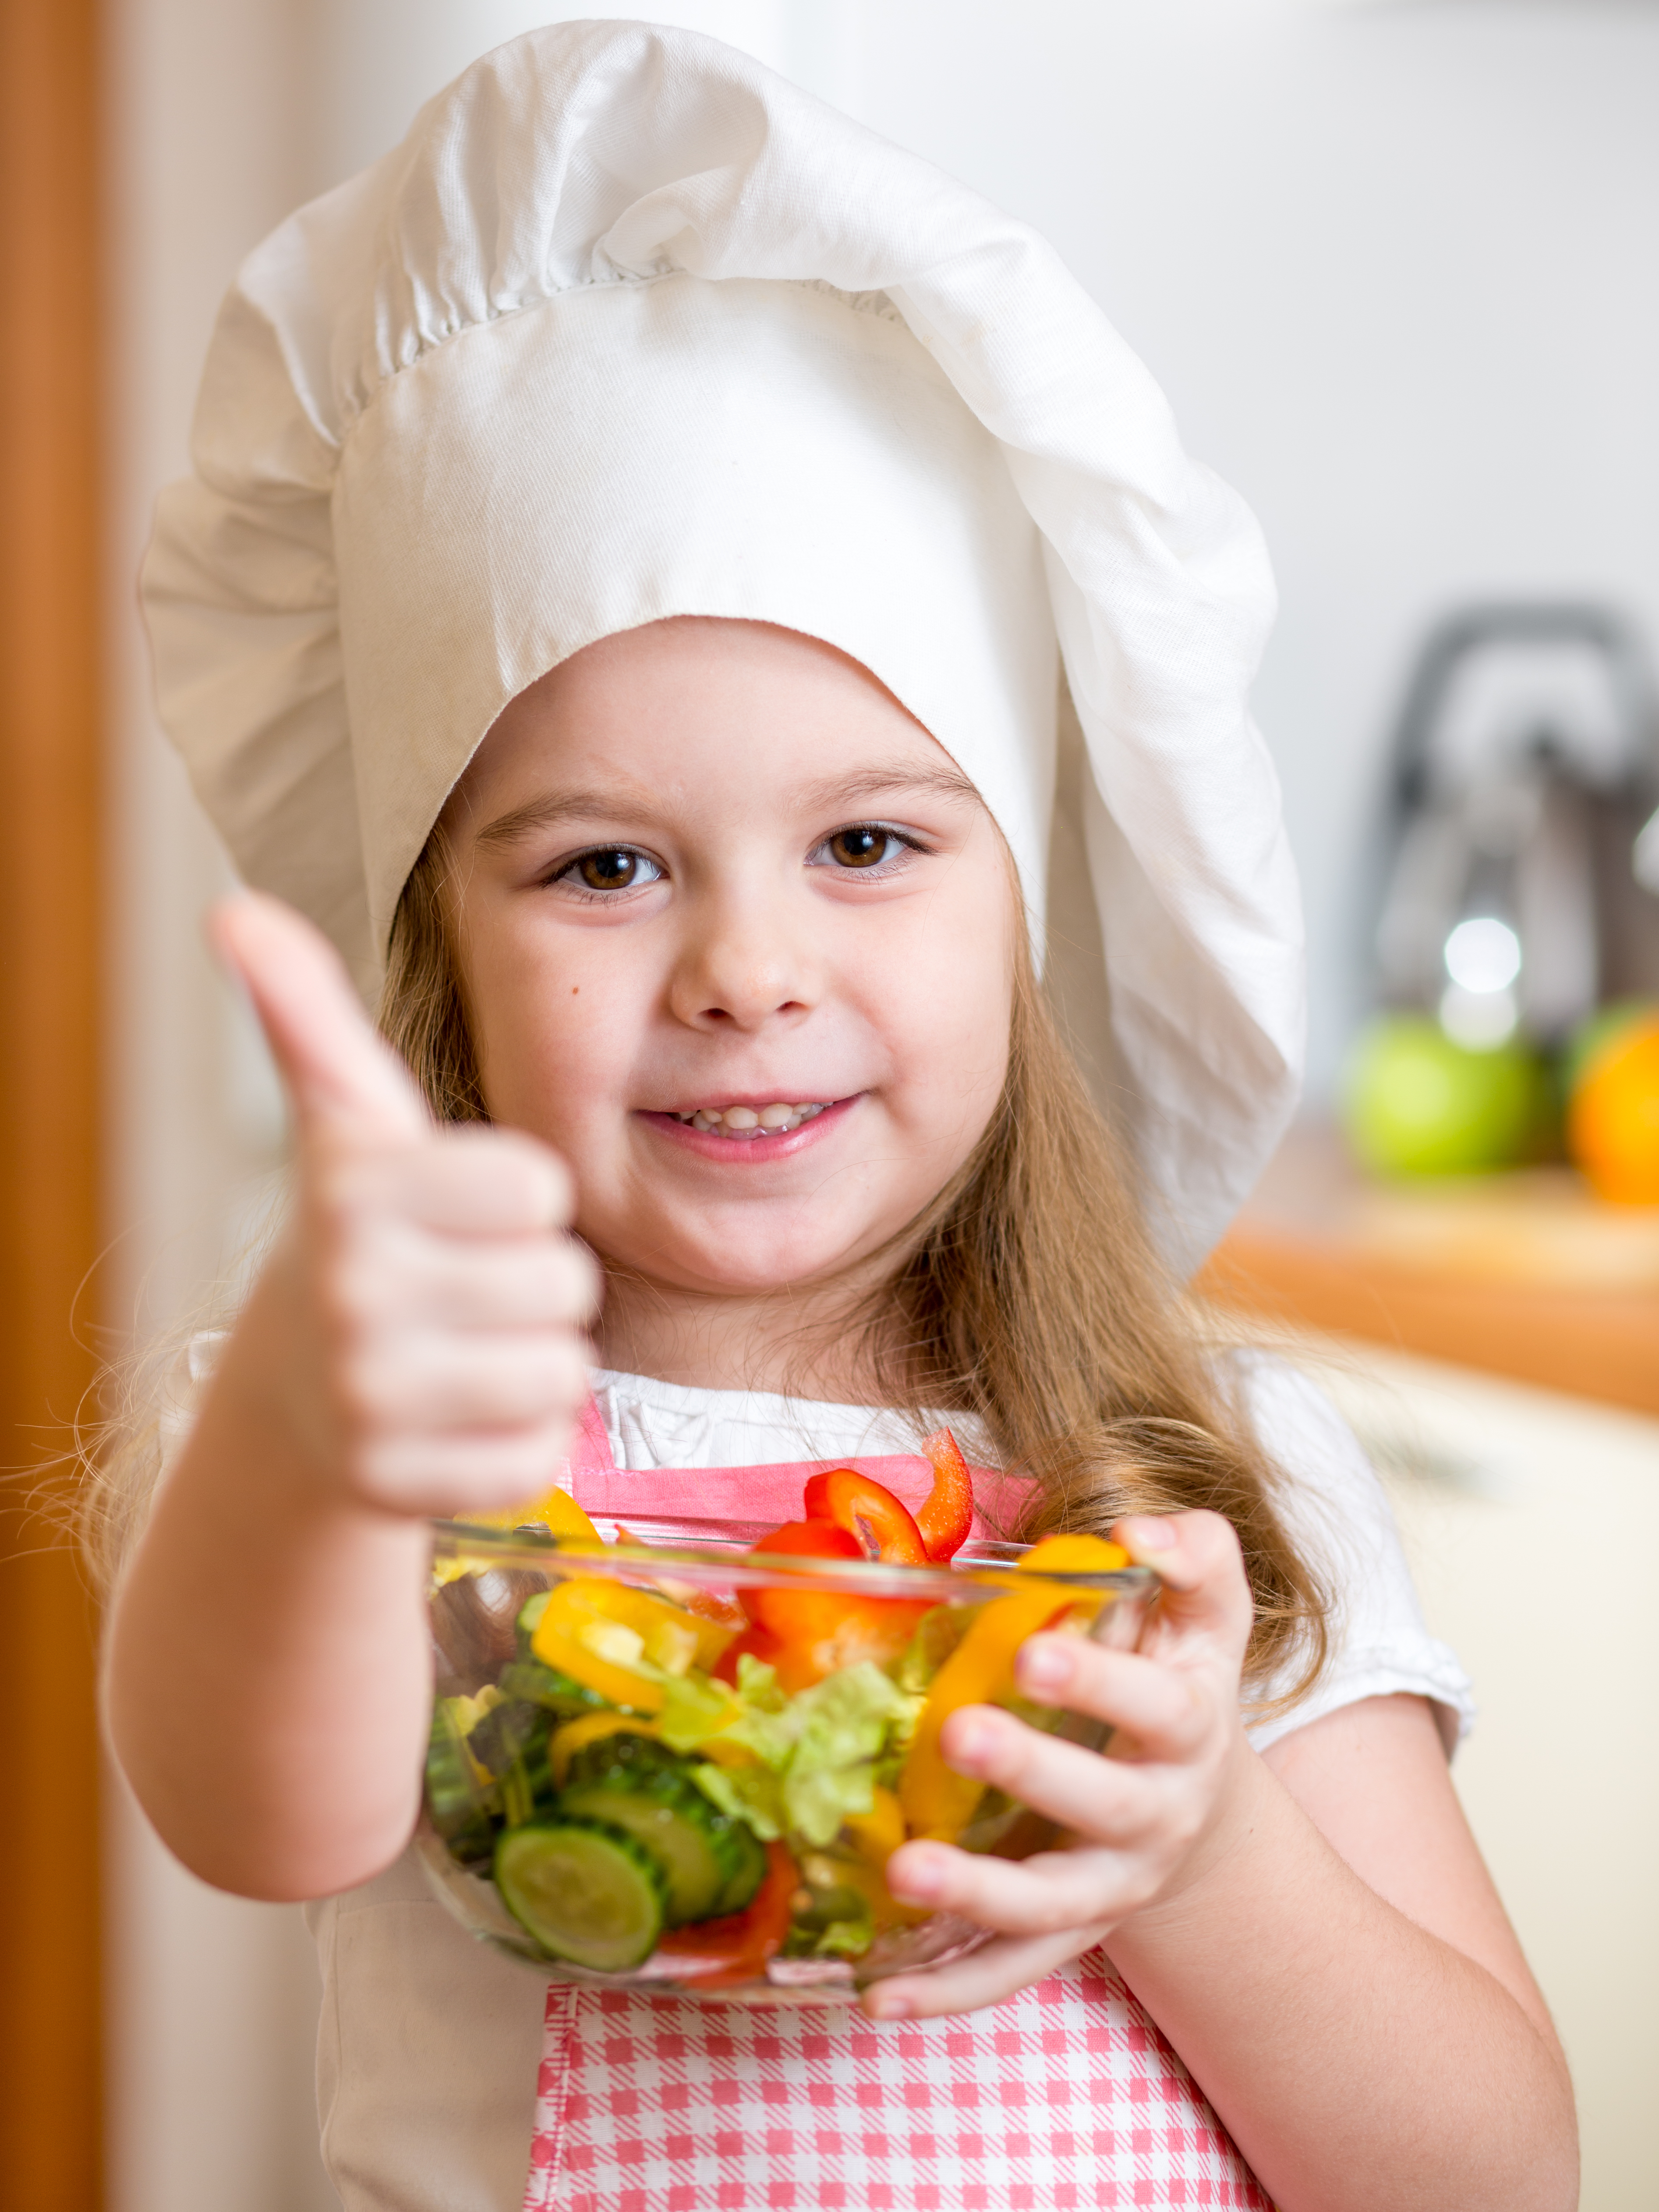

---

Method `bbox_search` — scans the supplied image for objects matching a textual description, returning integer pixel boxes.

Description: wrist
[1119,1723,1277,1937]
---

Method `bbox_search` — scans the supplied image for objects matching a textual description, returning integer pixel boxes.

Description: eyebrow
[470,761,983,849]
[470,782,658,850]
[792,763,983,813]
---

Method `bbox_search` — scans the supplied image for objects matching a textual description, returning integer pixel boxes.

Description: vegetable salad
[424,1434,1132,1986]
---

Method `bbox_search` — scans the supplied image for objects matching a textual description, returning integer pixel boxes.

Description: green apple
[1342,1015,1540,1178]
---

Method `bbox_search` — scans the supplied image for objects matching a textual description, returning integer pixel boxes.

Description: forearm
[106,1310,432,1900]
[1107,1749,1577,2212]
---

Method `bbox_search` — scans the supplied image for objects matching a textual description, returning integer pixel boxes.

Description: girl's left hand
[867,1509,1258,2020]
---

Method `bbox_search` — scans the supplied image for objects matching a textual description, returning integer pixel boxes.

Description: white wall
[105,3,1659,2204]
[847,0,1659,1094]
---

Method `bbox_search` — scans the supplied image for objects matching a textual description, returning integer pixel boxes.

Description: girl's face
[442,618,1015,1314]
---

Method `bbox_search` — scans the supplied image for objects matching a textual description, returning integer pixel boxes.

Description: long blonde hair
[385,825,1328,1704]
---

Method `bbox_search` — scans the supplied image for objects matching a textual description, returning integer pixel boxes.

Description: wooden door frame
[0,1,106,2205]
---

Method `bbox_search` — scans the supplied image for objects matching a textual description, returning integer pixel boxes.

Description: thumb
[210,892,429,1145]
[1112,1510,1254,1657]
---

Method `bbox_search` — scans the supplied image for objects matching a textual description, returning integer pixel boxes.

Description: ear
[209,892,428,1145]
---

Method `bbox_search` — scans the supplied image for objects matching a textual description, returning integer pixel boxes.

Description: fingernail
[1017,1637,1071,1693]
[1120,1515,1178,1556]
[888,1850,944,1903]
[944,1713,996,1768]
[866,1991,912,2021]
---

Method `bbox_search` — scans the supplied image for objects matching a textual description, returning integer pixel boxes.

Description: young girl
[104,24,1575,2212]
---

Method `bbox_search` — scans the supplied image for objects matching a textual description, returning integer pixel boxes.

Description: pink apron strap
[563,1392,1032,1540]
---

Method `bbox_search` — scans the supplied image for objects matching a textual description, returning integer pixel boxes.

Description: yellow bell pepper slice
[544,1573,737,1673]
[548,1712,661,1786]
[898,1533,1129,1841]
[528,1575,739,1709]
[464,1484,601,1542]
[843,1785,906,1868]
[530,1610,665,1712]
[433,1488,601,1587]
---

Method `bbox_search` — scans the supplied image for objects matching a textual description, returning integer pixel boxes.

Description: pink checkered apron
[522,1408,1270,2212]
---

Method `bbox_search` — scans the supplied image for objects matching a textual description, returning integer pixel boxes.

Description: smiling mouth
[665,1101,831,1140]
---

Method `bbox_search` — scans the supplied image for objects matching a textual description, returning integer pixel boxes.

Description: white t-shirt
[285,1356,1472,2211]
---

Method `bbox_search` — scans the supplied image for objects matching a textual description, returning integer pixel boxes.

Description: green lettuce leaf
[657,1670,736,1753]
[734,1652,787,1710]
[814,1916,875,1958]
[692,1759,785,1842]
[791,1662,907,1768]
[683,1656,920,1850]
[784,1757,877,1847]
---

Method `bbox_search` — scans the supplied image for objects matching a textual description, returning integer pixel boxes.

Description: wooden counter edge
[1200,1225,1659,1420]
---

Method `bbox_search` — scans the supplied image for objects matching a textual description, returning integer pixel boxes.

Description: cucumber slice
[712,1819,768,1916]
[424,1704,496,1867]
[466,1699,543,1778]
[494,1817,667,1970]
[564,1730,682,1786]
[497,1657,609,1716]
[559,1764,748,1925]
[514,1591,552,1651]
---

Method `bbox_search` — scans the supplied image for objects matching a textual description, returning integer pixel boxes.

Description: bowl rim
[430,1513,1159,1603]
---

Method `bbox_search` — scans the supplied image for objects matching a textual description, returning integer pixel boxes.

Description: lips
[639,1094,856,1157]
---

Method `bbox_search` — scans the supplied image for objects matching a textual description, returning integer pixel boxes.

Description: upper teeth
[672,1102,828,1138]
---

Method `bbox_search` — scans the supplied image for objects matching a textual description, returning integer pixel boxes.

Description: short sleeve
[1238,1355,1475,1756]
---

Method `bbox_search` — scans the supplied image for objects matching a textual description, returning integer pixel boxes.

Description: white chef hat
[140,20,1302,1270]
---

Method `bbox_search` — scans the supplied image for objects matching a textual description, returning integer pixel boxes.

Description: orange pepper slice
[898,1533,1129,1840]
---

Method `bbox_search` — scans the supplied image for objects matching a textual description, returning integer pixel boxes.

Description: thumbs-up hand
[211,893,598,1521]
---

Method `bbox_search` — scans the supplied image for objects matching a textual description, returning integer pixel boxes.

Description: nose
[667,885,817,1034]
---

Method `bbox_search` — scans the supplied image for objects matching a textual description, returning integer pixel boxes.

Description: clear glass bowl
[420,1514,1157,2006]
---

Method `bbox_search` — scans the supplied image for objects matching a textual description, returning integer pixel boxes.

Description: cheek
[872,885,1014,1146]
[464,918,647,1141]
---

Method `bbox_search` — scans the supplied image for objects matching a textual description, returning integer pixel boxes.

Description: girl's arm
[105,897,596,1900]
[873,1516,1577,2212]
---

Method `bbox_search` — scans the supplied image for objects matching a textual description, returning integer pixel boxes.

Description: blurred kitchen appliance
[1374,604,1659,1050]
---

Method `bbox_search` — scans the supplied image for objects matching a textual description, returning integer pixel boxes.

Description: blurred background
[2,1,1656,2207]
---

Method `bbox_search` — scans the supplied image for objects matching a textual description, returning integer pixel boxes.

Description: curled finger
[932,1704,1164,1844]
[863,1923,1106,2022]
[884,1836,1148,1938]
[351,1416,586,1518]
[340,1328,590,1437]
[350,1230,601,1331]
[336,1129,573,1239]
[1015,1636,1211,1763]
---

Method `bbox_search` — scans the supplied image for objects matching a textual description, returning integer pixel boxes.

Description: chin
[605,1224,883,1300]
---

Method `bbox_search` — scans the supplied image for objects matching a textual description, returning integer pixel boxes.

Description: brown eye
[578,848,641,889]
[827,826,891,869]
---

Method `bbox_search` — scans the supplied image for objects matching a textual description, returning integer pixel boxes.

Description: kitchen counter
[1199,1127,1659,1416]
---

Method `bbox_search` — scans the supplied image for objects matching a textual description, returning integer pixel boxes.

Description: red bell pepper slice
[738,1519,862,1627]
[800,1469,929,1565]
[752,1585,931,1690]
[711,1624,784,1683]
[654,1840,798,1987]
[916,1429,974,1561]
[734,1483,930,1690]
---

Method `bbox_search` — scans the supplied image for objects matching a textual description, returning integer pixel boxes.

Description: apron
[521,1409,1271,2212]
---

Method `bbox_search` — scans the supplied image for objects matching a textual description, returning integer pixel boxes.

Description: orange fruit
[1567,1017,1659,1205]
